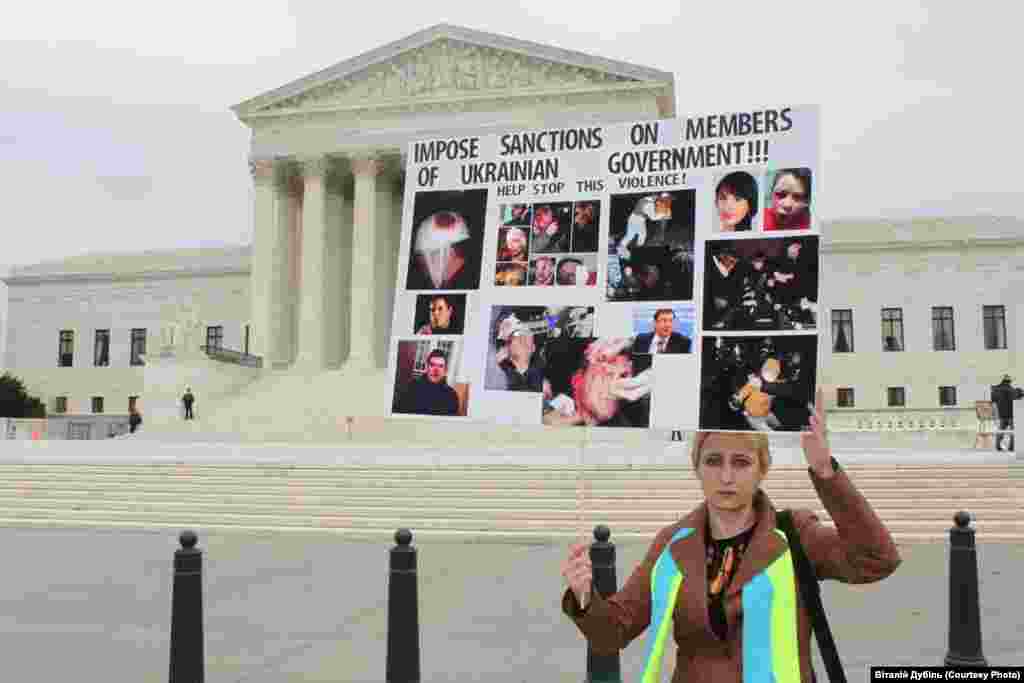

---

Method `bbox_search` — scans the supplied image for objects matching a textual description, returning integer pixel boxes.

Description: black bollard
[169,530,204,683]
[386,528,420,683]
[586,525,621,683]
[944,511,987,667]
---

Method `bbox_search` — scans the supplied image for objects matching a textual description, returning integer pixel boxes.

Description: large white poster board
[388,105,821,432]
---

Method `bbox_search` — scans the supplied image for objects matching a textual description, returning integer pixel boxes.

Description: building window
[130,328,146,366]
[55,396,68,414]
[206,325,224,351]
[932,306,956,351]
[94,329,110,367]
[939,386,957,407]
[887,387,906,407]
[983,305,1007,350]
[128,396,138,413]
[881,308,904,352]
[91,396,104,414]
[831,309,854,353]
[58,330,74,367]
[837,388,855,408]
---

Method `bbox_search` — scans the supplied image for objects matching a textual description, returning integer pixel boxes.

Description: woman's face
[696,433,765,513]
[771,173,809,225]
[716,186,750,231]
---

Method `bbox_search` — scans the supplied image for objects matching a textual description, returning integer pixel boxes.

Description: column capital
[249,159,276,185]
[297,156,334,180]
[351,157,384,178]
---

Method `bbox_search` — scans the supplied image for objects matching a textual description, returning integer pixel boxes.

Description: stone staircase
[0,462,1019,544]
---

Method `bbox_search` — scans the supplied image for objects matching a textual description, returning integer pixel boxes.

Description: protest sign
[388,105,821,432]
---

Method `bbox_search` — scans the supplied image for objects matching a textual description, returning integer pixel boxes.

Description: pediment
[233,24,672,117]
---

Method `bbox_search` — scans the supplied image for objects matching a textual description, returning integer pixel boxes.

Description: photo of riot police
[542,336,652,428]
[570,200,601,253]
[606,190,695,302]
[405,189,487,291]
[702,236,819,332]
[413,293,466,335]
[484,305,596,393]
[699,334,818,432]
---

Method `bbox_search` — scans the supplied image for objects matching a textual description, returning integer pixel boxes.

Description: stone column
[349,157,384,368]
[270,164,298,368]
[296,156,332,370]
[248,160,276,360]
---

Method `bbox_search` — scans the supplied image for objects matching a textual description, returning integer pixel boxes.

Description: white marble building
[1,24,1021,441]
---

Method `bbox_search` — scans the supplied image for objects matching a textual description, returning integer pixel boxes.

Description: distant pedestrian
[129,407,142,434]
[990,374,1023,451]
[182,388,195,420]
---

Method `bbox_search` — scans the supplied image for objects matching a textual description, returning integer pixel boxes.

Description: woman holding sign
[559,390,901,682]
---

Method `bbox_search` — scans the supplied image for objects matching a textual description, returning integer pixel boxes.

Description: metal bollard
[386,529,420,683]
[169,530,204,683]
[944,511,987,667]
[586,525,621,683]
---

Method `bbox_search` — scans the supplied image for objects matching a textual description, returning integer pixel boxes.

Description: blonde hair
[690,431,772,475]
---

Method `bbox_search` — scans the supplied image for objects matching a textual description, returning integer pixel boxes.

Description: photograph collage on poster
[698,227,820,432]
[606,189,696,302]
[393,188,491,418]
[494,201,601,287]
[711,167,814,234]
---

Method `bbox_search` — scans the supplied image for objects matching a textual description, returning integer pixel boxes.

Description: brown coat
[561,466,901,682]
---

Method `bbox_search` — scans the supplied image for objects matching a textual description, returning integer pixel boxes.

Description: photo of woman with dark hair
[715,171,758,232]
[763,168,812,231]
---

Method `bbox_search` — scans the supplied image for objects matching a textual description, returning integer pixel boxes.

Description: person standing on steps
[182,388,195,420]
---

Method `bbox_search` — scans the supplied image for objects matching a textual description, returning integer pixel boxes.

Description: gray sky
[1,1,1020,268]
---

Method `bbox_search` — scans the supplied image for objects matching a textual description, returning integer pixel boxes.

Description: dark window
[887,387,906,407]
[831,309,854,353]
[130,329,146,366]
[94,329,110,367]
[206,326,224,350]
[837,387,855,408]
[983,305,1007,350]
[939,386,957,407]
[58,330,74,367]
[932,306,955,351]
[55,396,67,414]
[881,308,904,351]
[91,396,104,414]
[128,396,138,413]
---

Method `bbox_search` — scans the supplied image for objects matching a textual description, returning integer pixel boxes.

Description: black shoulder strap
[777,509,847,683]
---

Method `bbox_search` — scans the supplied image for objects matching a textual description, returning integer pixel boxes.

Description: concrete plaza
[0,525,1020,682]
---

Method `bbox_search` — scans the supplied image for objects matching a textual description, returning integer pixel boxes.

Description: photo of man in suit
[635,308,692,354]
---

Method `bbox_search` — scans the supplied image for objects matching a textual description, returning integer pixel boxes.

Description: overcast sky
[1,1,1019,268]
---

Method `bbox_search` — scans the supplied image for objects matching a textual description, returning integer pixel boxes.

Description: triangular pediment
[233,24,672,116]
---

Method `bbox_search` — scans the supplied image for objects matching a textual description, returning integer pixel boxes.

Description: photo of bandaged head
[631,305,695,354]
[762,168,812,231]
[484,305,596,392]
[496,226,529,263]
[541,337,651,428]
[607,189,695,302]
[703,236,819,332]
[699,334,817,432]
[714,171,759,232]
[406,189,487,290]
[413,293,466,335]
[392,339,470,417]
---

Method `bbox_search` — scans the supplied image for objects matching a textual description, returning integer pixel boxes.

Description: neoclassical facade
[1,24,1021,441]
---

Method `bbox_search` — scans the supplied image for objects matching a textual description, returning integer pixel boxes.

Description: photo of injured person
[541,336,651,428]
[699,334,818,432]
